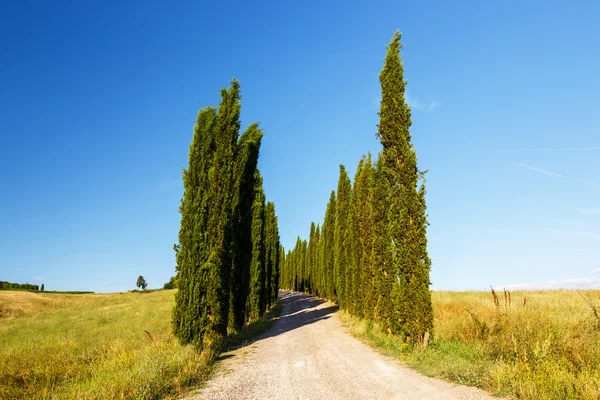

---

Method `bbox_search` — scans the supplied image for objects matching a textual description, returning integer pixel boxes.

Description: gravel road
[190,291,495,400]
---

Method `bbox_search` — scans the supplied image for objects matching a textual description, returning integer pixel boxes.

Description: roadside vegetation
[0,289,280,399]
[340,289,600,400]
[280,32,433,343]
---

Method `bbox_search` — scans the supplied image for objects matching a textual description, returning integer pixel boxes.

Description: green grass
[340,290,600,400]
[0,290,281,399]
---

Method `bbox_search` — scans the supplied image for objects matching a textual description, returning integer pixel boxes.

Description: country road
[190,291,495,400]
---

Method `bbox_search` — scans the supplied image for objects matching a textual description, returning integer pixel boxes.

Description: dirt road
[191,291,495,400]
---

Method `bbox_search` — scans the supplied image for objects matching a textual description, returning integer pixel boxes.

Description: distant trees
[136,276,147,290]
[0,281,40,291]
[173,80,281,349]
[41,284,44,292]
[163,276,177,290]
[279,31,433,343]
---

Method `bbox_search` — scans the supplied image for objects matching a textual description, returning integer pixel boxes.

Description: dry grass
[0,291,99,318]
[341,289,600,400]
[0,289,282,399]
[0,290,213,399]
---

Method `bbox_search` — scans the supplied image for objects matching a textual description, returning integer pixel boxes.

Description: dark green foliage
[247,172,266,321]
[370,158,393,329]
[334,166,351,307]
[310,224,320,295]
[163,276,177,290]
[355,154,375,319]
[204,80,242,338]
[40,284,45,292]
[345,197,358,316]
[0,281,40,291]
[136,275,148,290]
[278,31,433,343]
[173,80,281,347]
[173,105,218,346]
[377,31,433,340]
[264,202,280,308]
[229,124,263,331]
[307,223,316,293]
[323,191,336,299]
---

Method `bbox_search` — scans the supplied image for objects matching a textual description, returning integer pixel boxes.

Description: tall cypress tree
[307,222,316,293]
[322,191,336,300]
[334,166,351,306]
[247,171,266,321]
[377,32,433,340]
[204,80,241,339]
[346,158,365,316]
[264,202,280,307]
[229,124,263,331]
[345,193,359,315]
[173,106,217,346]
[312,224,321,296]
[173,79,242,346]
[355,154,375,319]
[271,214,281,305]
[371,156,393,329]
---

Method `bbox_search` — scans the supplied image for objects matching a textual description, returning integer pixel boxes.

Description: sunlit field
[0,290,211,399]
[341,289,600,400]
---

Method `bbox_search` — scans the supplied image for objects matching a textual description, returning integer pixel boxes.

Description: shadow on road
[257,291,338,341]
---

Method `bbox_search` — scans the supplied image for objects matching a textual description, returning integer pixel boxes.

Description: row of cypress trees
[280,32,433,342]
[173,80,280,348]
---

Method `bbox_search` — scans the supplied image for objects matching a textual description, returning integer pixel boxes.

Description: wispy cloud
[516,163,565,178]
[577,208,600,216]
[516,163,600,187]
[499,146,600,153]
[496,270,600,290]
[405,92,438,111]
[33,276,45,281]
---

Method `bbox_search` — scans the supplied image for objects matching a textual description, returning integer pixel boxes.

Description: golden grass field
[2,289,599,399]
[0,290,212,399]
[341,289,600,400]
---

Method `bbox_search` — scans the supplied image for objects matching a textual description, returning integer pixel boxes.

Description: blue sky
[1,1,598,292]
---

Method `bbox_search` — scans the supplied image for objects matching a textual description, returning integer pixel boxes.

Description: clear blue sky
[1,1,599,292]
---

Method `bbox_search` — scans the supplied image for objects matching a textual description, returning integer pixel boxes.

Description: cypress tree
[377,32,433,340]
[293,236,302,291]
[322,191,336,300]
[279,245,286,292]
[334,166,351,306]
[205,80,241,339]
[346,158,365,316]
[271,219,281,305]
[312,224,321,296]
[302,239,308,292]
[307,222,316,293]
[173,80,241,346]
[345,194,359,315]
[355,154,375,319]
[173,106,218,346]
[229,124,263,331]
[247,171,266,321]
[288,249,295,291]
[264,202,280,307]
[371,156,394,329]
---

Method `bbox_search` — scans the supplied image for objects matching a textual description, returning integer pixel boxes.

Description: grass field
[341,289,600,399]
[0,290,281,399]
[0,290,213,399]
